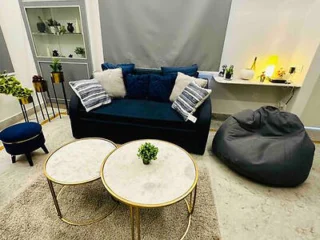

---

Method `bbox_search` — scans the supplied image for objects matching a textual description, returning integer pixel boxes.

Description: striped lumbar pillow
[172,81,211,122]
[69,79,111,112]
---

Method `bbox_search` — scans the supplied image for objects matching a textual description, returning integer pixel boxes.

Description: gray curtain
[0,26,14,73]
[99,0,231,70]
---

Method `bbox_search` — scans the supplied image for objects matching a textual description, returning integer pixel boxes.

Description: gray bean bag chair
[212,106,315,187]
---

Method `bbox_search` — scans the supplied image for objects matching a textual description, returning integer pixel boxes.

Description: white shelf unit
[213,74,302,88]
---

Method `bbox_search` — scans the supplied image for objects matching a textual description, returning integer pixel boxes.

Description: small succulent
[137,142,159,165]
[74,47,85,56]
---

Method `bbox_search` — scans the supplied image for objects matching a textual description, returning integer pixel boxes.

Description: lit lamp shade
[265,55,278,78]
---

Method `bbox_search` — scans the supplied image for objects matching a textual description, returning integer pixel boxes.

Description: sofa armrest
[196,97,212,127]
[69,94,81,119]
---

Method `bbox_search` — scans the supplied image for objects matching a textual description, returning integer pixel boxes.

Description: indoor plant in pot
[0,71,33,104]
[32,75,47,92]
[137,142,159,165]
[50,58,64,83]
[225,65,234,80]
[74,47,85,58]
[47,18,57,34]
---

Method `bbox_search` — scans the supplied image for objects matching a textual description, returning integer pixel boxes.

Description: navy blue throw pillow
[148,74,176,102]
[125,74,150,99]
[101,62,135,76]
[161,64,198,77]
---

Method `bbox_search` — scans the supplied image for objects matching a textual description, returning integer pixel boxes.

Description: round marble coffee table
[101,139,198,240]
[44,138,117,225]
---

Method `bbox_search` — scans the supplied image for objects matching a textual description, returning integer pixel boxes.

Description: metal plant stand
[33,81,55,122]
[19,96,39,123]
[51,76,69,118]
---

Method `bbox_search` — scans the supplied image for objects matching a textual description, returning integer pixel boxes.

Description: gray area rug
[0,166,220,240]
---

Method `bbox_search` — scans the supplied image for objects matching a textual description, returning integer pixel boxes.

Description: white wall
[301,73,320,127]
[214,0,319,116]
[85,0,104,72]
[286,0,320,117]
[0,0,37,124]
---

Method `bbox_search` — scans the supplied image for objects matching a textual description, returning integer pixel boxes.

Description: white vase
[49,26,57,35]
[240,68,255,80]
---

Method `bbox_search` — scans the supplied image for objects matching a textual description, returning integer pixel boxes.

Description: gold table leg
[130,206,141,240]
[188,184,197,215]
[46,178,118,226]
[47,179,62,218]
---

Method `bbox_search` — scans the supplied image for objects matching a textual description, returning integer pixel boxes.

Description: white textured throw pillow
[169,72,207,102]
[94,68,126,98]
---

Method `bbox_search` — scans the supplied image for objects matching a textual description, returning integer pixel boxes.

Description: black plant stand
[50,78,69,118]
[19,96,39,123]
[33,81,55,122]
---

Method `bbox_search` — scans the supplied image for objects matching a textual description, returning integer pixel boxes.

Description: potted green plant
[74,47,85,58]
[225,65,234,80]
[0,71,33,104]
[137,142,159,165]
[50,58,64,83]
[32,75,47,92]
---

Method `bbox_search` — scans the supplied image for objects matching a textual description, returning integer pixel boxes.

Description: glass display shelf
[25,6,86,59]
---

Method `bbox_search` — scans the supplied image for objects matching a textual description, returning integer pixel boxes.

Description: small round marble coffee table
[44,138,117,226]
[101,139,198,240]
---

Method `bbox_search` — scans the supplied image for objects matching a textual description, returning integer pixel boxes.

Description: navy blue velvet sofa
[69,68,212,154]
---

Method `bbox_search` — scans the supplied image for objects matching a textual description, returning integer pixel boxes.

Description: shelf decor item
[47,18,57,34]
[37,16,46,33]
[137,142,159,165]
[225,65,234,80]
[74,47,85,58]
[67,23,74,33]
[219,64,227,77]
[49,58,69,116]
[240,57,257,80]
[265,55,278,80]
[0,71,38,123]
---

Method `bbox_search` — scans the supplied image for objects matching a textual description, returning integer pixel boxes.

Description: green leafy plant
[0,71,33,98]
[74,47,85,56]
[50,58,62,72]
[226,65,234,75]
[137,142,159,165]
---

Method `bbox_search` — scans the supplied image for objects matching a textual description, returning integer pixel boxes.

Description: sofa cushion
[148,74,176,102]
[94,68,126,98]
[133,68,162,75]
[161,64,198,77]
[169,72,208,102]
[80,99,198,130]
[101,62,135,76]
[125,74,149,99]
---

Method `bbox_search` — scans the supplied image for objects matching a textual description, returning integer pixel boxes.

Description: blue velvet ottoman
[0,122,49,166]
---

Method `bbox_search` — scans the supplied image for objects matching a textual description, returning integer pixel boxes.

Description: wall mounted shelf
[214,74,302,88]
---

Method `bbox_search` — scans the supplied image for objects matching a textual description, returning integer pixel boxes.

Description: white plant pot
[240,68,255,80]
[50,26,57,34]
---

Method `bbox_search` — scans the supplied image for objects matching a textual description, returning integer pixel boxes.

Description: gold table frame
[101,140,199,239]
[44,138,118,226]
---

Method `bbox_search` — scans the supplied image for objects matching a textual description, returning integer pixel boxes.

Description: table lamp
[265,55,278,79]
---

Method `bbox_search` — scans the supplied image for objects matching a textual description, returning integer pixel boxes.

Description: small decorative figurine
[52,50,59,57]
[68,54,73,58]
[219,64,227,77]
[259,71,266,82]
